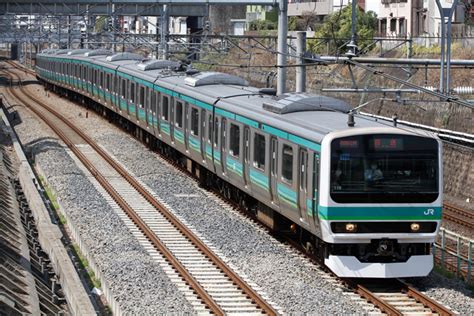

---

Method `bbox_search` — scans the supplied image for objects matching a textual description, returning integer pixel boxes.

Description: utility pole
[160,5,169,60]
[277,0,288,95]
[435,0,459,94]
[346,0,358,57]
[296,31,306,93]
[445,0,459,95]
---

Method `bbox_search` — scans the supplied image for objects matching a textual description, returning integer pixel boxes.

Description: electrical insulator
[420,86,437,92]
[452,86,474,95]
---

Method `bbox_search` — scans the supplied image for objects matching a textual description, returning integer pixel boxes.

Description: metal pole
[446,0,459,95]
[296,31,306,93]
[277,0,288,95]
[347,0,358,57]
[435,0,446,94]
[67,15,71,49]
[160,4,169,60]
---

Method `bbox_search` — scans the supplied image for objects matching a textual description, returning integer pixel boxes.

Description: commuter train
[35,49,443,278]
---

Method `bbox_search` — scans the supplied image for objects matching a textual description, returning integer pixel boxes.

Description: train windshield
[330,134,439,203]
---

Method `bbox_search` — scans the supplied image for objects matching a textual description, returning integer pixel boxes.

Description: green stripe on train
[318,206,443,220]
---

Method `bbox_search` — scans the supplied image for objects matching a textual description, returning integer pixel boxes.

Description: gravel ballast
[2,81,195,314]
[10,71,474,314]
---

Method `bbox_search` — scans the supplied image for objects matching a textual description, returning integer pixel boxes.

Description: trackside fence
[433,228,473,283]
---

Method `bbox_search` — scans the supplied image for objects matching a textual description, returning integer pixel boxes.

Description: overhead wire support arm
[347,60,474,109]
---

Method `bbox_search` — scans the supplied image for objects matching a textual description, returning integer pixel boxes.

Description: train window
[108,74,113,91]
[121,79,127,99]
[253,133,266,171]
[139,86,145,108]
[190,108,199,136]
[271,138,277,176]
[114,76,119,94]
[175,101,183,128]
[229,124,240,157]
[282,145,293,184]
[130,82,135,103]
[300,150,308,192]
[244,128,250,163]
[214,118,219,146]
[208,115,212,143]
[151,91,158,114]
[104,73,108,91]
[162,96,169,121]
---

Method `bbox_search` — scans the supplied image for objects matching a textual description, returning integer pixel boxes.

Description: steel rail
[6,64,278,316]
[399,280,455,316]
[443,203,474,230]
[5,71,226,315]
[351,283,402,316]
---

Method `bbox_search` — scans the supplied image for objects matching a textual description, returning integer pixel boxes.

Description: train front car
[319,128,443,278]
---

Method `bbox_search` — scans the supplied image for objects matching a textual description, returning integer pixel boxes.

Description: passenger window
[162,96,169,121]
[254,133,266,170]
[175,101,183,128]
[271,138,277,176]
[121,79,126,98]
[190,108,199,136]
[130,83,135,103]
[139,86,145,108]
[229,124,240,157]
[208,115,212,143]
[114,76,119,93]
[282,145,293,184]
[300,150,308,191]
[244,128,250,163]
[99,71,103,88]
[214,118,219,146]
[152,92,159,114]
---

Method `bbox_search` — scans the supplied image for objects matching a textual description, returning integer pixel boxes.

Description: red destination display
[372,138,404,150]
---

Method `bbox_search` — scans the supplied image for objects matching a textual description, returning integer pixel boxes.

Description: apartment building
[378,0,425,37]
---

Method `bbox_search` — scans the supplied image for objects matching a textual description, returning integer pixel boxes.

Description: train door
[269,137,279,206]
[298,148,310,225]
[250,131,271,201]
[160,94,171,142]
[311,153,320,221]
[184,103,189,151]
[170,97,175,144]
[145,87,151,129]
[220,118,227,176]
[188,106,201,157]
[119,78,127,113]
[204,113,213,167]
[278,142,298,214]
[173,99,185,151]
[226,122,243,185]
[243,127,250,186]
[200,109,206,163]
[213,117,222,172]
[137,85,145,123]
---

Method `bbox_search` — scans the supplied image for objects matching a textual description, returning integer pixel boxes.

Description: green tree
[308,4,377,55]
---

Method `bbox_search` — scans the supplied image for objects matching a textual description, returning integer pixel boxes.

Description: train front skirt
[325,255,433,278]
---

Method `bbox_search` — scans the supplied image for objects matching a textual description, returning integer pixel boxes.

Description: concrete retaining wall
[1,104,96,316]
[35,163,123,316]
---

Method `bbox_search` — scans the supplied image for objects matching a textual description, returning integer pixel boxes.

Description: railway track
[443,203,474,230]
[349,279,455,316]
[4,61,457,315]
[3,65,279,315]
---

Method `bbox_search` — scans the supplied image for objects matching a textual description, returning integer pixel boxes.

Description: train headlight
[410,223,420,232]
[345,223,357,232]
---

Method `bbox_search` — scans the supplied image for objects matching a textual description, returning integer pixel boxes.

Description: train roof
[38,52,436,143]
